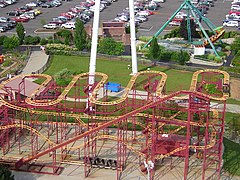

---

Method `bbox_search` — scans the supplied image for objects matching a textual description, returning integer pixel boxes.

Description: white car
[223,20,239,27]
[0,17,9,23]
[43,23,59,29]
[20,12,35,19]
[232,0,240,4]
[136,11,150,16]
[231,5,240,11]
[61,22,75,29]
[26,2,38,7]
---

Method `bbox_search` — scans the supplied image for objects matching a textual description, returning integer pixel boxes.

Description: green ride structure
[144,0,225,58]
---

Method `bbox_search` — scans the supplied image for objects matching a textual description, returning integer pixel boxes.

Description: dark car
[7,10,21,16]
[0,2,8,8]
[17,6,33,13]
[0,25,7,32]
[0,23,12,30]
[41,3,53,8]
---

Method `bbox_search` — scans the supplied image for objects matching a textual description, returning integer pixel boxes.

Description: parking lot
[0,0,234,37]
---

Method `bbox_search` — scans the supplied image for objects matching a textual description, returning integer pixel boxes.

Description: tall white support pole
[88,0,101,85]
[129,0,138,74]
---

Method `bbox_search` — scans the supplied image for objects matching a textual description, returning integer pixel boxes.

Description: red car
[60,13,74,19]
[229,10,240,15]
[69,8,82,13]
[15,6,33,13]
[11,16,29,22]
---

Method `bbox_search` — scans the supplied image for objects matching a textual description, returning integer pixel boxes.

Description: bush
[98,38,124,56]
[138,36,152,42]
[207,54,215,60]
[40,38,48,45]
[223,31,240,39]
[2,60,12,67]
[3,36,20,50]
[46,44,77,51]
[0,35,7,46]
[164,28,181,39]
[214,56,222,63]
[170,51,179,61]
[225,45,231,51]
[159,51,172,61]
[24,36,41,45]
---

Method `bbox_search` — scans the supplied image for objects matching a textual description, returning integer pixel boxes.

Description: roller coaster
[0,68,230,180]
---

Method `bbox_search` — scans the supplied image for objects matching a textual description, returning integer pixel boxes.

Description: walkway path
[21,51,49,75]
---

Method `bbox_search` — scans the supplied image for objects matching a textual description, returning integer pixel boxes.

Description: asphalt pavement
[0,0,236,37]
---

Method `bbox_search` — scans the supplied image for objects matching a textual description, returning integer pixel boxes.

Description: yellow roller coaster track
[0,123,216,160]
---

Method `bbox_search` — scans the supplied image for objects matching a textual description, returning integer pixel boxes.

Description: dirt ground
[230,78,240,100]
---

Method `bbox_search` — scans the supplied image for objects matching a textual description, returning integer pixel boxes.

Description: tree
[0,164,14,180]
[149,37,159,60]
[3,36,20,50]
[57,29,73,45]
[97,37,124,55]
[0,35,7,46]
[16,22,25,44]
[179,19,199,40]
[74,18,87,51]
[231,37,240,55]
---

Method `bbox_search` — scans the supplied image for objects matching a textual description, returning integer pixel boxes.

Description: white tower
[88,0,101,85]
[129,0,138,74]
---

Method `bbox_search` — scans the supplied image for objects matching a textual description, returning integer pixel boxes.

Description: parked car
[223,20,239,27]
[20,12,35,19]
[29,9,42,16]
[7,10,21,16]
[226,14,240,21]
[43,23,59,29]
[5,0,16,5]
[17,6,33,13]
[26,2,38,7]
[11,16,29,22]
[0,17,9,23]
[169,20,181,26]
[135,15,148,22]
[231,5,240,11]
[41,3,53,8]
[0,2,8,8]
[0,26,7,32]
[0,22,14,30]
[51,0,62,7]
[61,22,75,29]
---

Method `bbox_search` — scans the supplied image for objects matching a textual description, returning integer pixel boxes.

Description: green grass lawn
[226,98,240,105]
[43,55,193,93]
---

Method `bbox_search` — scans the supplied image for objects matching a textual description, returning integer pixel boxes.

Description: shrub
[170,51,179,61]
[207,54,215,60]
[138,36,152,42]
[98,37,124,55]
[46,44,77,51]
[0,35,7,46]
[24,36,41,45]
[40,38,48,45]
[214,56,222,63]
[3,36,20,50]
[2,60,12,67]
[225,45,231,51]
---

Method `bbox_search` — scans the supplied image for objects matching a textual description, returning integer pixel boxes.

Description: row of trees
[1,19,88,51]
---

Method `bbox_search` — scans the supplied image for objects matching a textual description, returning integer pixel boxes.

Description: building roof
[3,77,45,97]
